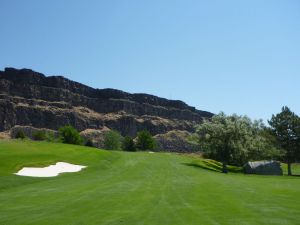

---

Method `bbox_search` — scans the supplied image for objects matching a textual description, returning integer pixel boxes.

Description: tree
[255,127,283,160]
[136,130,155,150]
[45,131,57,142]
[268,106,300,176]
[104,130,122,150]
[32,130,47,141]
[15,130,26,139]
[58,125,83,145]
[122,136,136,151]
[196,112,279,173]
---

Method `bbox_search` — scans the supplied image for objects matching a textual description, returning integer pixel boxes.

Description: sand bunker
[15,162,87,177]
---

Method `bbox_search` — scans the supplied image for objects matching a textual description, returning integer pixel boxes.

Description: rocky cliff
[0,67,213,143]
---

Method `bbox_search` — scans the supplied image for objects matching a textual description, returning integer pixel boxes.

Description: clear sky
[1,0,299,123]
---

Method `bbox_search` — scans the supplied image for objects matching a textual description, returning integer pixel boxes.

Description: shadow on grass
[185,160,300,176]
[183,162,221,173]
[183,160,243,174]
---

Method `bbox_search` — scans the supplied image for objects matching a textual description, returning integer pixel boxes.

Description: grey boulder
[244,161,283,176]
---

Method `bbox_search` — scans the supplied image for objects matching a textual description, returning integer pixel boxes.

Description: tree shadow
[183,160,243,174]
[182,162,221,173]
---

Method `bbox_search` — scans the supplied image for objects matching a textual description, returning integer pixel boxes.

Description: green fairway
[0,140,300,225]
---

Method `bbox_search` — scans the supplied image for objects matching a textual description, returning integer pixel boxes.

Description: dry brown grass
[0,131,10,139]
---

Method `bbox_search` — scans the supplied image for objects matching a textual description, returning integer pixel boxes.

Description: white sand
[148,151,155,154]
[15,162,87,177]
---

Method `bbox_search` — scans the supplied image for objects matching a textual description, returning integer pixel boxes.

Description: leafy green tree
[136,130,155,150]
[58,125,83,145]
[196,112,279,173]
[122,136,136,151]
[255,127,284,160]
[104,130,122,150]
[268,106,300,176]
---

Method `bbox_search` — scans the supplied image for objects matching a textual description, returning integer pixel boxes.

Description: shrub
[136,130,155,150]
[58,125,83,145]
[45,132,57,142]
[15,130,26,139]
[32,130,47,141]
[122,136,136,151]
[104,130,122,150]
[85,139,94,147]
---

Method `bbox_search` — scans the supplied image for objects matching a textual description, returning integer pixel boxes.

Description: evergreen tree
[122,136,136,151]
[136,130,155,150]
[58,125,83,145]
[268,106,300,176]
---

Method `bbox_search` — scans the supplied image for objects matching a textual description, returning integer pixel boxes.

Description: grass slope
[0,140,300,225]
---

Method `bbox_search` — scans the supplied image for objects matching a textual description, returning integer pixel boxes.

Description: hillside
[0,68,213,150]
[1,140,300,225]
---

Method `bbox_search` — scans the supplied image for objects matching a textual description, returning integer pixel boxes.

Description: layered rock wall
[0,68,213,139]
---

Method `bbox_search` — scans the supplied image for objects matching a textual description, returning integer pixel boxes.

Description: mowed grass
[0,140,300,225]
[187,157,300,175]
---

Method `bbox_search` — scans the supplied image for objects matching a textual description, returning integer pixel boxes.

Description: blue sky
[1,0,299,122]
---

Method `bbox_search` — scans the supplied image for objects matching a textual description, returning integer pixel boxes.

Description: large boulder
[10,125,58,140]
[79,127,111,148]
[244,161,283,176]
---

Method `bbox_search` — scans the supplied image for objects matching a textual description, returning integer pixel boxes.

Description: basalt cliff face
[0,68,213,147]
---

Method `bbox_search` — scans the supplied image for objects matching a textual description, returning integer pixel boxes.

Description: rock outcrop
[10,125,58,140]
[154,130,198,153]
[79,127,111,149]
[0,67,213,151]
